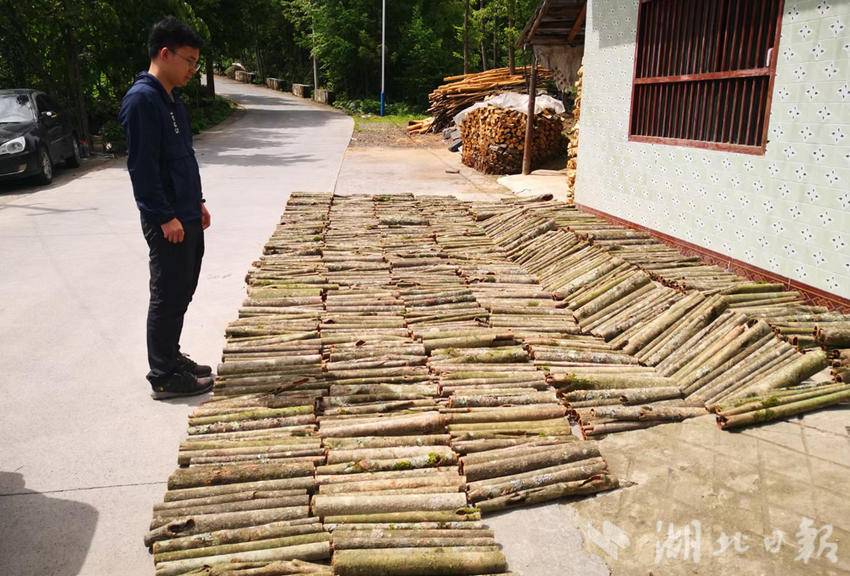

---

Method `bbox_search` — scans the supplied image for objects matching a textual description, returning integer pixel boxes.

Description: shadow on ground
[0,472,98,576]
[197,106,344,169]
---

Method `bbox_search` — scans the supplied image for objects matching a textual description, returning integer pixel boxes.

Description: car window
[0,94,36,123]
[43,95,60,112]
[35,94,54,114]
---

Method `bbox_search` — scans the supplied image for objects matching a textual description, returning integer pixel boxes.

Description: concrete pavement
[336,146,510,201]
[0,77,353,575]
[3,76,848,576]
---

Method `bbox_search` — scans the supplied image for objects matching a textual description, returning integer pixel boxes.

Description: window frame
[627,0,785,155]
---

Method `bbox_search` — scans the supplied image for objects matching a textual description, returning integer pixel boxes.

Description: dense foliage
[0,0,541,141]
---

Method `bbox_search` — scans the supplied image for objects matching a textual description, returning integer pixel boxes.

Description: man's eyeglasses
[169,49,201,73]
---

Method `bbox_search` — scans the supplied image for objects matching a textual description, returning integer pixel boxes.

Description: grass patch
[352,113,424,132]
[333,98,426,133]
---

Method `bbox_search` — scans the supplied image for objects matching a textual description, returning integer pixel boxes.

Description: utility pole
[380,0,386,116]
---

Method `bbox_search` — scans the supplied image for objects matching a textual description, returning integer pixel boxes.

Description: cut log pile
[476,201,847,427]
[831,348,850,383]
[460,106,565,175]
[145,192,849,575]
[427,66,553,133]
[406,117,434,135]
[146,192,626,576]
[468,196,850,434]
[566,66,582,203]
[714,381,850,430]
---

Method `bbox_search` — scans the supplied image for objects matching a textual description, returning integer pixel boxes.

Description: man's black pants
[141,216,204,385]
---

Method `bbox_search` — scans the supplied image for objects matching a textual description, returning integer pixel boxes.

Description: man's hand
[161,218,184,243]
[200,203,211,230]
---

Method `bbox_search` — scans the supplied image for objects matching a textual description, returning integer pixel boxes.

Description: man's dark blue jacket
[119,72,203,224]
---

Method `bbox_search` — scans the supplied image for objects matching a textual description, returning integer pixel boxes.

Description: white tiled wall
[576,0,850,298]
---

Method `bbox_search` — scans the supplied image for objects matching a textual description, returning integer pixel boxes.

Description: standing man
[119,17,213,400]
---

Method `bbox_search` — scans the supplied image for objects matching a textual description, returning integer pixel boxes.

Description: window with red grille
[628,0,784,155]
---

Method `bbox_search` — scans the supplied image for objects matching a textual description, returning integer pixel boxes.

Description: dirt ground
[347,114,445,148]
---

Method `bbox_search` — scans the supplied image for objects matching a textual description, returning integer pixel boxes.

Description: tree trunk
[479,0,488,70]
[492,17,498,69]
[463,0,470,74]
[255,36,264,80]
[62,1,90,147]
[508,1,516,74]
[312,20,319,89]
[206,55,216,97]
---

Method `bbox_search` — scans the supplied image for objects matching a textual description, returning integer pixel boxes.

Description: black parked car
[0,89,81,185]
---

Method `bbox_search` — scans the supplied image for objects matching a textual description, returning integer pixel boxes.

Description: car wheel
[34,146,53,185]
[65,137,81,168]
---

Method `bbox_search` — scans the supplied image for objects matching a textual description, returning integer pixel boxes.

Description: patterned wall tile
[576,0,850,299]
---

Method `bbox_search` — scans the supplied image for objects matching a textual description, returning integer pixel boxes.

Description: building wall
[576,0,850,299]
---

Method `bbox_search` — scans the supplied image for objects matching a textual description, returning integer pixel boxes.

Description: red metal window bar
[628,0,785,155]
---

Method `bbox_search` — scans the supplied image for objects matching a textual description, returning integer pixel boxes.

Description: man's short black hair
[148,16,204,60]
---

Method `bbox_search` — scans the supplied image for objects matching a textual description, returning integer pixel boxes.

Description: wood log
[731,349,829,399]
[332,546,507,576]
[467,459,607,502]
[154,532,331,564]
[179,559,332,576]
[144,508,313,547]
[319,413,447,438]
[164,478,316,502]
[318,475,464,495]
[154,541,331,576]
[332,536,496,549]
[461,443,600,482]
[325,445,455,465]
[717,388,850,430]
[817,327,850,348]
[152,519,323,554]
[476,475,618,513]
[321,435,451,450]
[713,383,849,416]
[168,463,314,490]
[322,509,481,524]
[312,493,469,517]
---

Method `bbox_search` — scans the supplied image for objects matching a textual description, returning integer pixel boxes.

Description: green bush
[333,98,380,115]
[101,119,126,154]
[188,96,235,134]
[334,98,424,117]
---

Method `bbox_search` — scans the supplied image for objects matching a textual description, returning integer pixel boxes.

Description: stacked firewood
[405,118,434,135]
[427,66,553,132]
[460,106,565,175]
[566,66,583,203]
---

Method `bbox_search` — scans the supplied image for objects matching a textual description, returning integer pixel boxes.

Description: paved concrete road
[0,77,353,575]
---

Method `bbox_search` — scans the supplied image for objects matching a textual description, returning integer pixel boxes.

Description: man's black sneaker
[176,353,213,378]
[151,371,214,400]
